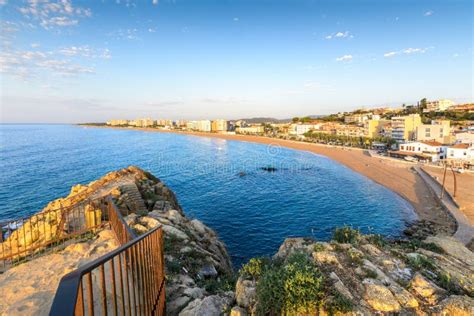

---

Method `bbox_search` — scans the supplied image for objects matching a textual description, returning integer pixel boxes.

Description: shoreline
[81,125,457,235]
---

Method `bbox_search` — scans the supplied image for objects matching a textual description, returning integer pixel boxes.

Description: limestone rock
[312,251,340,267]
[409,273,446,305]
[433,295,474,316]
[179,294,233,316]
[230,306,248,316]
[363,279,401,312]
[425,236,474,266]
[235,277,256,308]
[274,238,314,258]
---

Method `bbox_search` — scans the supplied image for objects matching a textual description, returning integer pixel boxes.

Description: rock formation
[231,230,474,315]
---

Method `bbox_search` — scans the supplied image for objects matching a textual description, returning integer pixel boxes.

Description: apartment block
[390,114,422,142]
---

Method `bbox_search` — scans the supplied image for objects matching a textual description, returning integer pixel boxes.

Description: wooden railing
[0,197,107,271]
[49,226,165,316]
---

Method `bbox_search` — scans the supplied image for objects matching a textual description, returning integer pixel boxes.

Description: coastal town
[105,99,474,171]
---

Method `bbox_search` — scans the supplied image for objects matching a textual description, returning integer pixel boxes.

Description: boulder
[198,264,218,278]
[230,306,248,316]
[161,224,189,240]
[425,236,474,266]
[409,273,446,305]
[179,294,233,316]
[433,295,474,316]
[235,277,256,308]
[363,279,401,312]
[312,251,341,267]
[274,238,314,258]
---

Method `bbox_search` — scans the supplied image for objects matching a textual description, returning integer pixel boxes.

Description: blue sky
[0,0,472,123]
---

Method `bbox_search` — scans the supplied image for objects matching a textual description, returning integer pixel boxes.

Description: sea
[0,124,417,266]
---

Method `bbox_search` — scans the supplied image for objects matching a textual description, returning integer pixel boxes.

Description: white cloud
[148,27,156,33]
[384,51,398,58]
[233,17,239,22]
[424,10,434,16]
[325,31,353,40]
[336,54,353,62]
[31,43,40,48]
[384,47,430,58]
[58,46,111,59]
[152,0,159,4]
[18,0,91,29]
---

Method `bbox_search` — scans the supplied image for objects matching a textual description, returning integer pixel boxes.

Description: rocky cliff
[1,167,473,316]
[229,230,473,315]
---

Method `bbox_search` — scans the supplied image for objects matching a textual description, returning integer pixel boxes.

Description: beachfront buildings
[391,114,422,143]
[236,125,264,135]
[186,120,212,132]
[107,119,129,126]
[393,141,446,162]
[455,132,474,145]
[364,119,390,138]
[289,123,321,136]
[416,120,452,144]
[211,119,229,132]
[424,99,455,112]
[132,118,155,127]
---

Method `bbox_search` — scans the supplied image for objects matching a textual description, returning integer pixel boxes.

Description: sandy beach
[84,126,468,234]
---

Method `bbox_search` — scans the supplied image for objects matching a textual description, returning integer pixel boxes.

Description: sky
[0,0,472,123]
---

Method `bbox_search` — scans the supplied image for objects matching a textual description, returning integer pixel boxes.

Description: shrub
[333,226,361,244]
[407,255,436,271]
[366,234,388,248]
[240,257,269,280]
[324,292,354,315]
[313,243,326,252]
[347,250,364,266]
[256,253,324,315]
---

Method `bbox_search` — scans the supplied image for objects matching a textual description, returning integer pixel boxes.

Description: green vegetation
[303,131,395,148]
[363,268,378,279]
[245,253,325,315]
[198,274,237,294]
[324,292,354,315]
[333,226,361,244]
[292,116,314,123]
[240,257,270,280]
[407,255,436,271]
[313,243,326,252]
[366,234,388,248]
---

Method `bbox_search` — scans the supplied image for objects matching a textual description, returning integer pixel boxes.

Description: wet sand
[83,126,458,234]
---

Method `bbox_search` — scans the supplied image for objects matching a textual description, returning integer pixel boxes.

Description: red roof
[420,141,443,147]
[450,143,470,149]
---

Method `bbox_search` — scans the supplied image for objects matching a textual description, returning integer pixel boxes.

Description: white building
[424,99,455,112]
[455,132,474,145]
[397,141,446,162]
[290,123,321,136]
[446,143,474,160]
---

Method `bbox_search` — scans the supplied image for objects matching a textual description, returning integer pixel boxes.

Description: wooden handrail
[50,226,165,315]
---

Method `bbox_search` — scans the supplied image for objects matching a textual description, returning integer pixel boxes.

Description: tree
[292,117,299,123]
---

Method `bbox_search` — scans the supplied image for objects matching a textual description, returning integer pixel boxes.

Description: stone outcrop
[1,167,234,316]
[231,232,474,315]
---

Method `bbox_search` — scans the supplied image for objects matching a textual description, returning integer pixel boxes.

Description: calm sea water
[0,125,416,266]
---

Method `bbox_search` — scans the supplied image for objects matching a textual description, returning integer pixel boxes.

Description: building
[290,123,321,136]
[416,120,452,144]
[391,114,422,143]
[446,143,474,160]
[133,118,155,127]
[344,113,371,125]
[449,103,474,113]
[392,141,446,162]
[156,119,173,127]
[187,120,212,132]
[455,132,474,145]
[335,125,366,137]
[236,125,264,135]
[424,99,455,112]
[107,119,129,126]
[364,119,390,138]
[211,119,229,132]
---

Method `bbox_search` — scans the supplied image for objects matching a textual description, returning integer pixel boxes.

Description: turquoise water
[0,125,416,266]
